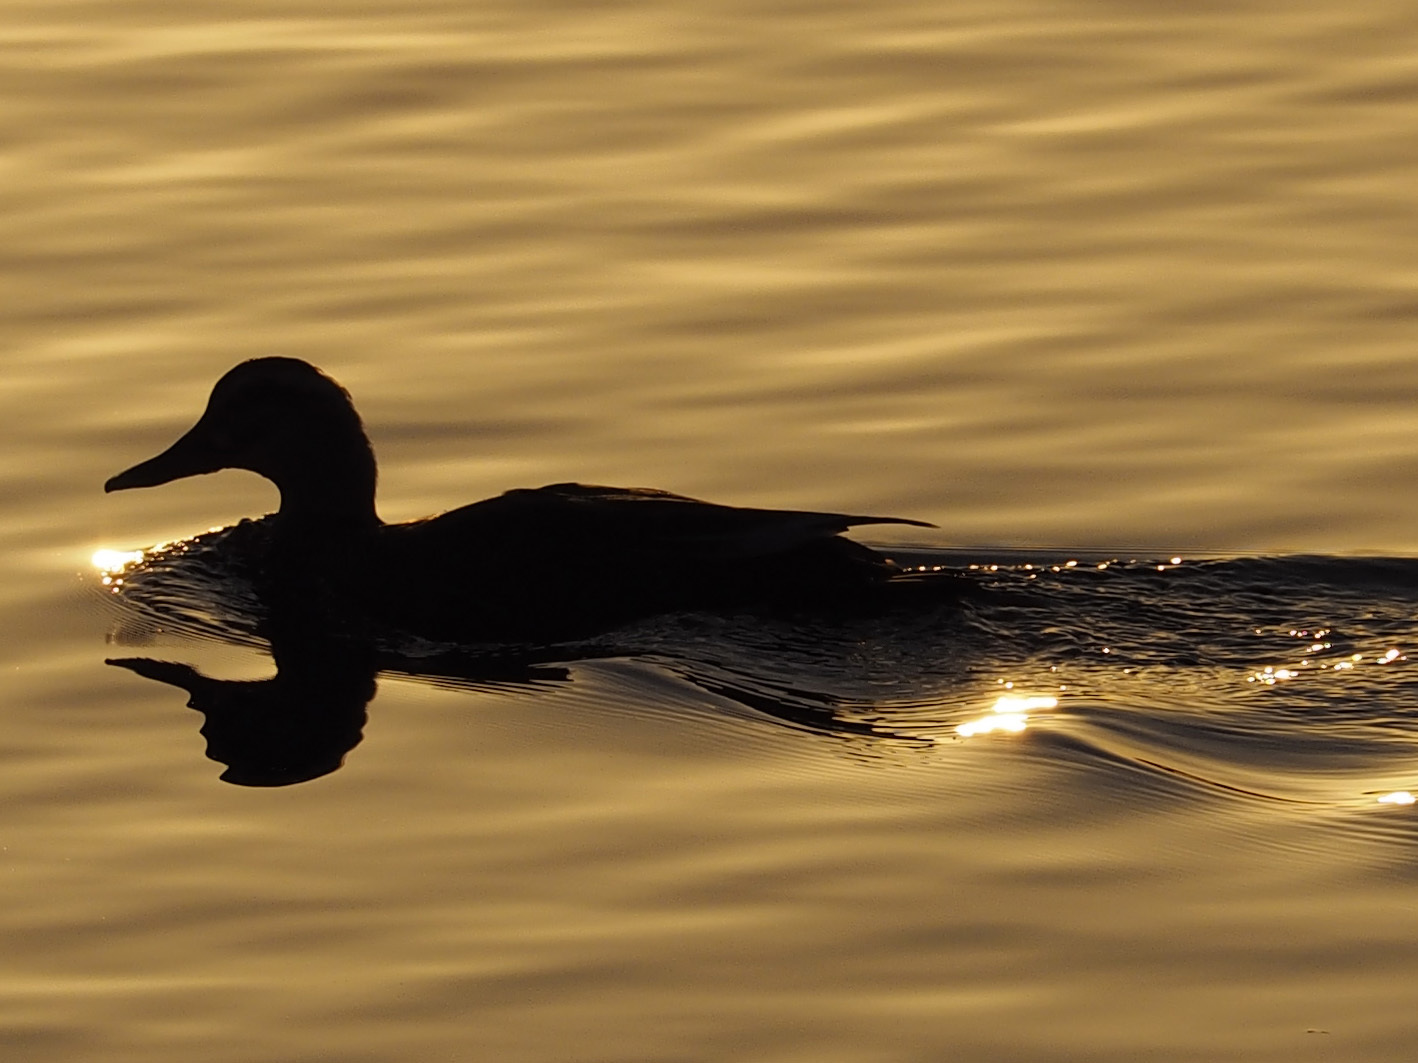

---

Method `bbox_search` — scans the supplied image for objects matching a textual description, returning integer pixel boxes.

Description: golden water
[5,3,1418,1060]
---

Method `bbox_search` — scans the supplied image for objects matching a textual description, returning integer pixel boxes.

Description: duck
[104,357,951,641]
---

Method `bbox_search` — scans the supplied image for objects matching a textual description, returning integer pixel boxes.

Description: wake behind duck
[104,358,958,642]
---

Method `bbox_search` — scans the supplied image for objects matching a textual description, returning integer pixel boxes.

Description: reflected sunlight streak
[955,694,1059,738]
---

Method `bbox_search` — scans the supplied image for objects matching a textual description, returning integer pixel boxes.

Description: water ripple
[93,534,1418,813]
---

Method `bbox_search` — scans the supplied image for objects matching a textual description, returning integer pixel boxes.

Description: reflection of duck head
[104,358,954,641]
[105,612,583,786]
[106,641,376,787]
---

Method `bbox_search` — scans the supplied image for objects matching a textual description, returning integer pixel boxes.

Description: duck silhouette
[105,357,953,641]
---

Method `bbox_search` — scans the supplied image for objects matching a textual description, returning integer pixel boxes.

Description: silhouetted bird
[105,358,949,641]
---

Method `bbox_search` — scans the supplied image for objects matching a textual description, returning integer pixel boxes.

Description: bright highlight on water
[955,694,1059,737]
[92,549,145,586]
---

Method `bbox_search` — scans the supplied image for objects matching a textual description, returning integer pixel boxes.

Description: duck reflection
[103,597,951,786]
[104,612,579,786]
[106,651,374,788]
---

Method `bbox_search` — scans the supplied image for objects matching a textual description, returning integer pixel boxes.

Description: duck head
[105,357,380,529]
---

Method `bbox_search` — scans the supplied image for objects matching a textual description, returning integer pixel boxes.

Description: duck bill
[104,421,223,493]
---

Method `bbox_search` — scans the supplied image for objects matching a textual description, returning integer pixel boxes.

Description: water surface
[6,3,1418,1061]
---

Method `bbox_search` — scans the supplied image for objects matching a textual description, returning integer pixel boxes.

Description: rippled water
[8,3,1418,1061]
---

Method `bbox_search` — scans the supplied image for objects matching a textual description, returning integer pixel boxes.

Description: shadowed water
[98,536,1418,816]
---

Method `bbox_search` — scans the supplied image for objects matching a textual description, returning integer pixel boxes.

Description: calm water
[7,3,1418,1060]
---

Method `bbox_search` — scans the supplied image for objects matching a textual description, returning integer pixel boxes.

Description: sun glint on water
[955,694,1059,738]
[92,548,145,588]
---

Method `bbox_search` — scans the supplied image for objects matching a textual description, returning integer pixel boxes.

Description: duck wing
[365,483,939,640]
[417,482,934,561]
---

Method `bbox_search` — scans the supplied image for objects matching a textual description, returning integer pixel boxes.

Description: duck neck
[270,440,382,536]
